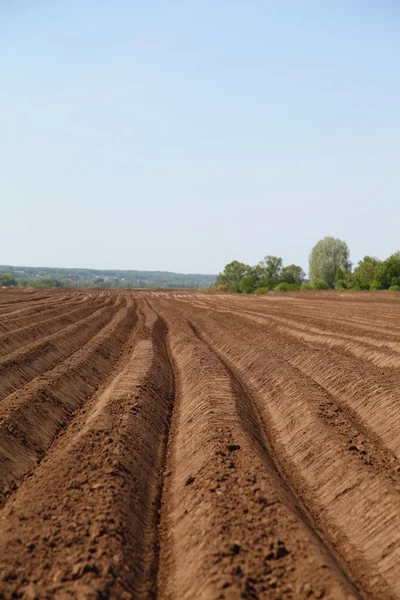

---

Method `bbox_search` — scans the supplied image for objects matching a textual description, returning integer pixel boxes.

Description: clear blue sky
[1,1,399,274]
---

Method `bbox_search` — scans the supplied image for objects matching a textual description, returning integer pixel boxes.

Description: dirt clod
[227,444,241,452]
[231,543,241,555]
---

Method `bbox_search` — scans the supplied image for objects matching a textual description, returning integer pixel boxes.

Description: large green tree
[279,264,305,286]
[309,237,350,288]
[215,260,252,292]
[258,255,283,288]
[372,253,400,290]
[353,256,380,290]
[239,274,258,294]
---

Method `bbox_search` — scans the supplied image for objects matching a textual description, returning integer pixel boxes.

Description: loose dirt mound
[2,289,400,598]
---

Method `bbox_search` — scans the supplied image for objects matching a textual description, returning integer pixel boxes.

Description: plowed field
[2,289,400,599]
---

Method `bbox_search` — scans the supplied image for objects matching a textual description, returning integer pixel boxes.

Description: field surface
[1,289,400,599]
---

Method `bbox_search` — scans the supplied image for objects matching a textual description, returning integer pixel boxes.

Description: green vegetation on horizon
[216,257,306,294]
[3,241,400,293]
[216,237,400,294]
[0,266,216,289]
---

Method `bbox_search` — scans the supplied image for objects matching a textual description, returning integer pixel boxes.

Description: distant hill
[0,265,216,289]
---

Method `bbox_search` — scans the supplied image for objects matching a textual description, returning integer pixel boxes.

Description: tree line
[216,237,400,293]
[0,267,215,289]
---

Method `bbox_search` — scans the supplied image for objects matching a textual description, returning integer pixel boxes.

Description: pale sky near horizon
[1,1,399,274]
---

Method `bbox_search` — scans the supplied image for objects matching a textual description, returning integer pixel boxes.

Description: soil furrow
[151,298,360,600]
[0,293,105,335]
[0,297,86,332]
[0,300,175,599]
[200,304,400,466]
[181,296,400,351]
[0,301,120,400]
[0,301,105,357]
[0,298,135,505]
[172,298,400,599]
[2,289,400,599]
[0,293,69,316]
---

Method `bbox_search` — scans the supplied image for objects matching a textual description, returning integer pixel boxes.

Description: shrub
[217,284,228,292]
[254,287,269,295]
[353,256,380,289]
[372,253,400,290]
[279,264,305,286]
[300,283,313,291]
[239,275,258,294]
[0,273,17,286]
[313,279,329,290]
[228,281,241,293]
[274,282,299,292]
[370,281,384,291]
[389,285,400,291]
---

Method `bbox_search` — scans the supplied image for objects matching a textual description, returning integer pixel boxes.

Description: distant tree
[274,282,299,292]
[216,260,252,292]
[371,252,400,290]
[334,267,354,290]
[216,254,315,294]
[51,278,64,288]
[279,264,305,286]
[256,277,271,290]
[257,255,283,288]
[254,287,269,295]
[352,256,380,290]
[313,279,329,290]
[239,274,258,294]
[0,273,17,286]
[30,277,64,288]
[309,237,350,288]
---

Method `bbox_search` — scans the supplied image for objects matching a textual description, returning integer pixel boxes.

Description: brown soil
[2,289,400,598]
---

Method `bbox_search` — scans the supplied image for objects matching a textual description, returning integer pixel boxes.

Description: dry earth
[1,288,400,599]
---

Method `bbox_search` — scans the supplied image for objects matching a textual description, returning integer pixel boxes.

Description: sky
[1,1,399,274]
